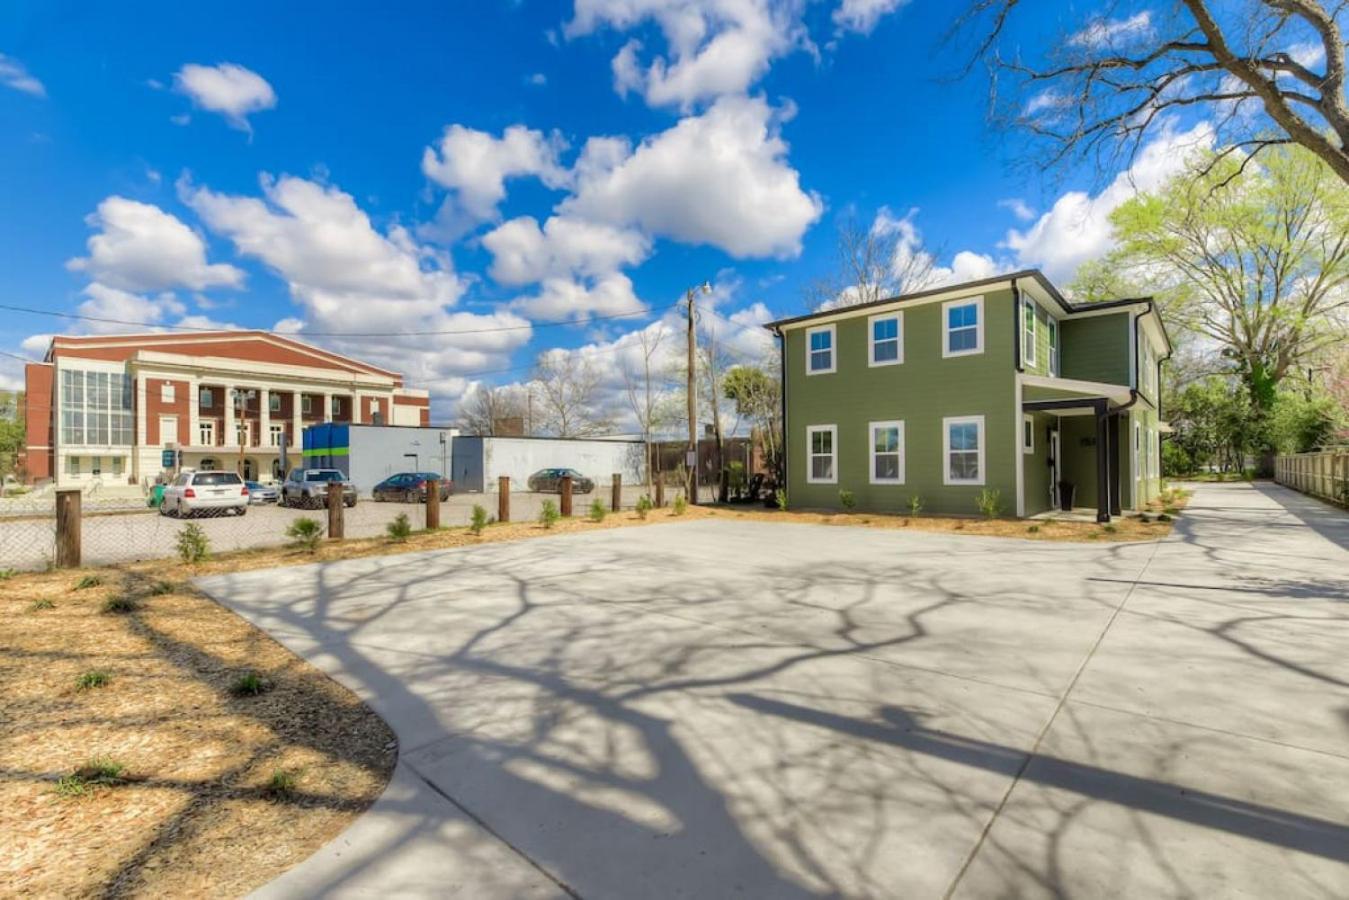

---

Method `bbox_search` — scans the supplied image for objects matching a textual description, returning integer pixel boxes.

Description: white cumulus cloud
[1068,11,1152,48]
[66,197,244,293]
[562,95,821,258]
[483,215,650,286]
[173,62,277,131]
[0,53,45,97]
[421,124,570,233]
[510,272,648,322]
[833,0,910,36]
[77,283,186,334]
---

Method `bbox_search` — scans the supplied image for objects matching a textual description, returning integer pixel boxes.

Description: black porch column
[1095,401,1110,524]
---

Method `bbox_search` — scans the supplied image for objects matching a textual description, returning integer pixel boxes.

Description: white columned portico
[353,392,364,424]
[259,388,271,449]
[292,391,303,446]
[223,384,237,448]
[188,376,200,447]
[321,391,332,424]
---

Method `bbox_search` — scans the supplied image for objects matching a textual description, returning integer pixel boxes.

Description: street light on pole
[685,280,711,504]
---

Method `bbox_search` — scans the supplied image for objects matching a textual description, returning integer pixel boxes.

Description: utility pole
[685,281,710,504]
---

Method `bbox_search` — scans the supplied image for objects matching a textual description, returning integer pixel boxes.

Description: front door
[242,458,256,481]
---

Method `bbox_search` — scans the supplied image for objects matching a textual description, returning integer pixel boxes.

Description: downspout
[775,327,787,507]
[1012,278,1023,373]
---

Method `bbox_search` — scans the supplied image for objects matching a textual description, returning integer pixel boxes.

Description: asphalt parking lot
[197,481,1349,899]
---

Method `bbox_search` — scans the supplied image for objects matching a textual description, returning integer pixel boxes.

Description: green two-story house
[767,270,1170,522]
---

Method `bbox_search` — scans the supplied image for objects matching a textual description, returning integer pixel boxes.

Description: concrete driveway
[195,482,1349,899]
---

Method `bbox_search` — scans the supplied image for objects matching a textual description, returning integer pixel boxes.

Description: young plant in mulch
[286,517,324,552]
[144,579,175,596]
[1027,524,1041,534]
[634,495,653,520]
[1157,513,1173,522]
[975,489,1003,519]
[266,768,300,799]
[29,598,55,611]
[176,522,211,564]
[101,594,139,614]
[56,758,128,798]
[539,500,560,529]
[1102,523,1118,534]
[74,575,102,591]
[907,495,923,517]
[775,488,788,511]
[469,504,489,536]
[386,513,412,543]
[230,670,272,697]
[588,498,607,523]
[0,568,17,581]
[838,489,856,511]
[672,494,688,516]
[76,670,111,690]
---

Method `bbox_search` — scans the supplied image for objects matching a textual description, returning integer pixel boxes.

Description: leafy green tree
[722,363,782,480]
[0,392,25,487]
[1091,145,1349,468]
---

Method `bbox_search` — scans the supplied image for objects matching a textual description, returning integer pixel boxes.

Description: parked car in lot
[159,470,249,517]
[526,468,595,494]
[280,468,358,508]
[245,481,280,504]
[372,472,453,502]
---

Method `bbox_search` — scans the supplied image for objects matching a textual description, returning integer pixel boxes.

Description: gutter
[1012,277,1023,373]
[774,327,787,498]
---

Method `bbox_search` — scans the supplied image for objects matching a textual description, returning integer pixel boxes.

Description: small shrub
[231,671,272,697]
[539,499,560,528]
[838,489,856,511]
[0,568,16,581]
[145,580,174,596]
[588,498,607,523]
[1157,512,1172,522]
[470,504,488,535]
[74,575,102,591]
[386,512,412,542]
[1139,513,1153,523]
[907,495,923,516]
[775,488,788,511]
[266,768,299,798]
[635,495,653,520]
[1102,523,1118,534]
[57,757,127,797]
[672,494,688,516]
[175,522,210,563]
[102,594,138,614]
[76,670,111,690]
[286,517,323,552]
[29,598,55,611]
[975,488,1002,519]
[1027,524,1041,534]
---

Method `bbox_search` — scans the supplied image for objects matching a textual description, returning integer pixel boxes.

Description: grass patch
[29,597,55,611]
[101,594,139,614]
[74,575,103,591]
[266,768,300,798]
[0,567,17,581]
[76,670,111,690]
[285,517,324,552]
[56,758,128,797]
[230,670,272,697]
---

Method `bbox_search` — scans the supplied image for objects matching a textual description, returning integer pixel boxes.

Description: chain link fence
[0,480,668,572]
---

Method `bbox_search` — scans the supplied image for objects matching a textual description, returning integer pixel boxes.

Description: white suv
[160,470,249,518]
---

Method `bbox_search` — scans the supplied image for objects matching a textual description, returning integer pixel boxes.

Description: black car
[526,468,596,494]
[373,472,453,502]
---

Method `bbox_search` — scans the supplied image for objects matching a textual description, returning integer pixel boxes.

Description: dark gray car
[280,468,358,508]
[526,468,595,494]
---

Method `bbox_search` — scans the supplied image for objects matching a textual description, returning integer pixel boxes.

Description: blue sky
[0,1,1208,420]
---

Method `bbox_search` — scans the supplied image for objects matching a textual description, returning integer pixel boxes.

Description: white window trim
[867,313,903,367]
[268,423,285,447]
[942,296,984,359]
[199,419,215,446]
[1022,413,1035,454]
[1048,318,1060,377]
[868,420,905,485]
[943,415,986,486]
[805,323,837,376]
[806,424,838,484]
[1023,300,1037,368]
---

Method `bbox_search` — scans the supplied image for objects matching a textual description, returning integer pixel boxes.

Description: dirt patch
[0,568,396,898]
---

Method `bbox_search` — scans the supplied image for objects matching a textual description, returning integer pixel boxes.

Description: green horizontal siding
[1060,312,1131,386]
[785,288,1019,515]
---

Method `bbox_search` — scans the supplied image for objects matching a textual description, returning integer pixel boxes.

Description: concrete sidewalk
[197,482,1349,899]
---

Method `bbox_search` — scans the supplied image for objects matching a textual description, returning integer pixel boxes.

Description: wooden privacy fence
[1275,450,1349,506]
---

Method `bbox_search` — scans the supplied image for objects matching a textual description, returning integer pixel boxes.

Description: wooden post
[55,489,81,569]
[327,482,344,540]
[498,476,510,523]
[655,477,664,509]
[425,479,440,530]
[611,473,621,512]
[560,476,573,518]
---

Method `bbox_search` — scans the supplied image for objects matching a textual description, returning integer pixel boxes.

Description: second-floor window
[868,314,902,366]
[302,395,313,414]
[270,393,281,413]
[943,298,983,357]
[1022,301,1037,368]
[807,324,836,374]
[199,387,213,408]
[161,383,176,403]
[1048,318,1059,376]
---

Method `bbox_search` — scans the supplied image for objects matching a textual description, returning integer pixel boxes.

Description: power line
[0,300,681,338]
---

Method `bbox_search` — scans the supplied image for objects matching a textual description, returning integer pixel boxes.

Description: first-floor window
[67,456,81,475]
[1023,414,1035,454]
[807,425,837,484]
[869,420,904,484]
[943,415,985,485]
[269,424,285,447]
[112,456,124,476]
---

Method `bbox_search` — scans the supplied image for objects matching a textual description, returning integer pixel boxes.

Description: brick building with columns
[22,331,430,487]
